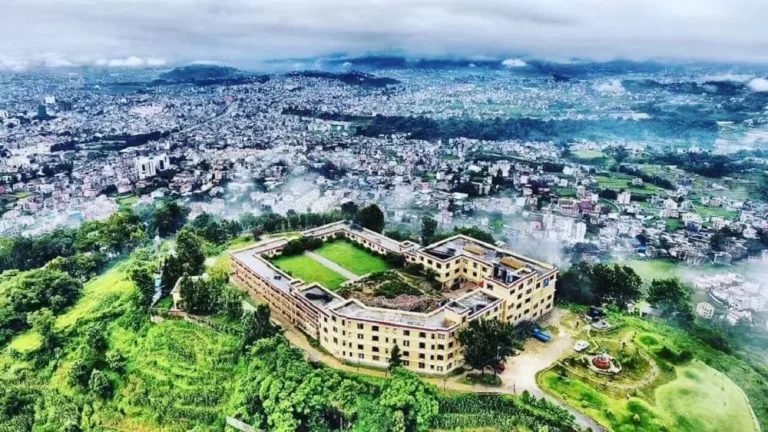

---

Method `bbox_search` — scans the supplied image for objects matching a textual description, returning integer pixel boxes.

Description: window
[438,334,446,340]
[333,337,338,344]
[358,334,364,340]
[403,330,410,336]
[358,353,364,359]
[403,351,410,357]
[403,340,410,347]
[437,355,444,361]
[437,344,445,350]
[372,335,379,342]
[358,344,364,350]
[357,323,364,330]
[419,353,425,359]
[418,362,425,369]
[372,326,379,332]
[373,355,380,361]
[419,342,426,349]
[419,332,426,338]
[437,366,444,372]
[373,346,380,353]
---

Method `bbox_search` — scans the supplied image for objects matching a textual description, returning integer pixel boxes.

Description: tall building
[229,221,558,376]
[134,154,170,179]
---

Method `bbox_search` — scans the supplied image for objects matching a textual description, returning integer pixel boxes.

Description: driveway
[499,309,605,431]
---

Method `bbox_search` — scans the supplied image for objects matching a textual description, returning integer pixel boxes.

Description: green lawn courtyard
[272,254,347,290]
[314,241,390,276]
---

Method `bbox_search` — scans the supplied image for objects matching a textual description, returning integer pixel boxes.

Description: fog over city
[2,0,768,70]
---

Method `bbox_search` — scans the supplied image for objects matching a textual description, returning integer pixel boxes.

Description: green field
[315,241,390,276]
[13,191,32,199]
[272,254,347,290]
[655,361,756,432]
[624,259,680,282]
[116,195,138,207]
[573,150,606,159]
[695,206,739,221]
[595,175,660,195]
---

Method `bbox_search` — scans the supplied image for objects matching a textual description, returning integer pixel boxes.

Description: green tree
[420,216,438,246]
[153,202,189,237]
[556,261,595,305]
[457,318,519,375]
[219,284,244,320]
[88,370,112,399]
[388,344,403,371]
[647,278,695,327]
[175,228,206,275]
[379,368,440,432]
[27,308,58,351]
[127,263,155,309]
[242,305,278,350]
[357,204,385,233]
[590,263,643,310]
[341,201,360,220]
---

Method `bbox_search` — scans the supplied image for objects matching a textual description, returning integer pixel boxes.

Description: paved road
[304,251,359,280]
[499,310,606,431]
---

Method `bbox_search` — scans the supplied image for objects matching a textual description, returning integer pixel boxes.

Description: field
[623,259,680,282]
[272,254,347,290]
[595,175,660,195]
[573,150,606,159]
[315,240,390,275]
[9,262,134,352]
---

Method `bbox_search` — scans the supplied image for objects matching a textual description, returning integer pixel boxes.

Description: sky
[1,0,768,70]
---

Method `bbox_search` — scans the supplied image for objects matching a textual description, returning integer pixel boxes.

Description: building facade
[229,221,558,376]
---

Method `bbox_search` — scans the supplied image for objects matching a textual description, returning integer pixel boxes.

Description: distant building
[696,302,715,319]
[135,154,170,179]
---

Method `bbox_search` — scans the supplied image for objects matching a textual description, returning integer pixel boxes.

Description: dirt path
[304,251,359,280]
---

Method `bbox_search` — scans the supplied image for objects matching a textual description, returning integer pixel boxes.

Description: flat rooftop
[232,248,293,294]
[422,236,552,276]
[333,301,455,329]
[303,221,404,253]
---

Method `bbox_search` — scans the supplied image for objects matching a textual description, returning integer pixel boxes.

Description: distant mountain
[157,64,268,86]
[285,71,399,87]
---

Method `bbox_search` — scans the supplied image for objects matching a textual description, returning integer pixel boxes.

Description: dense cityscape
[2,43,768,432]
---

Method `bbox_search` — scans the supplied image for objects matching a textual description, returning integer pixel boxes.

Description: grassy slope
[273,254,347,290]
[539,310,764,432]
[315,241,390,276]
[8,262,134,353]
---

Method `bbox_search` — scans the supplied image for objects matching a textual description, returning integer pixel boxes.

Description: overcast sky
[1,0,768,70]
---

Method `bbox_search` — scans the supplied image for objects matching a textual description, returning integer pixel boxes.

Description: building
[696,302,715,319]
[135,154,170,179]
[229,221,558,376]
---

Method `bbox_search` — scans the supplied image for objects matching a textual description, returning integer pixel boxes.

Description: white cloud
[747,77,768,92]
[501,58,527,68]
[107,56,145,67]
[0,0,767,66]
[594,79,626,94]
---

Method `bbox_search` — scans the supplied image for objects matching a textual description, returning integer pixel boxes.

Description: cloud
[747,77,768,92]
[594,79,626,94]
[0,0,768,67]
[501,58,527,68]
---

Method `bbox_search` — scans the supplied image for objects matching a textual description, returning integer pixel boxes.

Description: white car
[573,340,590,352]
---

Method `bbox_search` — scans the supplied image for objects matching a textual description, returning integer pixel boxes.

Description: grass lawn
[272,254,347,290]
[116,195,138,207]
[695,206,739,221]
[666,218,685,231]
[624,259,680,282]
[595,175,660,196]
[315,241,390,276]
[655,361,757,432]
[573,150,606,159]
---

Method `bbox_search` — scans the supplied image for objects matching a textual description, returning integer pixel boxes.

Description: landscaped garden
[314,240,390,275]
[538,310,759,432]
[272,254,348,290]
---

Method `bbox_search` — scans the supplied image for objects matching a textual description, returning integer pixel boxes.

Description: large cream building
[230,221,558,376]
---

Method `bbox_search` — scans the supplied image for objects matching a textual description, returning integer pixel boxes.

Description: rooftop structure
[229,221,557,375]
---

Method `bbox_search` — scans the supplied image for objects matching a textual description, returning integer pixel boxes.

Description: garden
[538,310,759,432]
[271,253,348,290]
[314,239,391,275]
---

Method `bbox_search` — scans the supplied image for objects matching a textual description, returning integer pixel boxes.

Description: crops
[433,393,577,431]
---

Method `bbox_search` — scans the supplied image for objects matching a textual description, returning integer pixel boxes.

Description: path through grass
[273,254,347,290]
[315,241,390,275]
